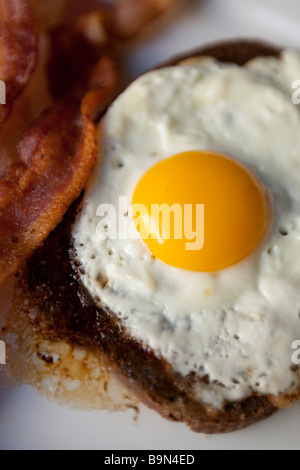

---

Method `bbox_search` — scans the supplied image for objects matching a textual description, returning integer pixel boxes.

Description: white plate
[1,0,300,451]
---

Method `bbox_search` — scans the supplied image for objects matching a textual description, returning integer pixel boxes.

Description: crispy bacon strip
[48,10,110,100]
[0,57,118,286]
[47,0,179,99]
[109,0,179,38]
[28,0,70,31]
[0,0,38,123]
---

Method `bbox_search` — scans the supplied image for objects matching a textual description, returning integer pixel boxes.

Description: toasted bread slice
[5,40,299,434]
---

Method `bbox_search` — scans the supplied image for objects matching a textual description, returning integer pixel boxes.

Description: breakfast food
[0,0,37,124]
[0,0,179,285]
[3,40,300,434]
[46,0,180,99]
[29,0,177,38]
[0,0,118,285]
[0,63,118,286]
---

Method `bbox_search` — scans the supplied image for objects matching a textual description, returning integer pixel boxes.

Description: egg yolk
[132,151,271,272]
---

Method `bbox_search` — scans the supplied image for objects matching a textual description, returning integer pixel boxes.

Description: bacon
[0,0,38,123]
[0,57,118,286]
[108,0,178,39]
[47,0,178,99]
[48,10,111,100]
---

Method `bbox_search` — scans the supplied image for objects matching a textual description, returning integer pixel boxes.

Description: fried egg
[73,49,300,409]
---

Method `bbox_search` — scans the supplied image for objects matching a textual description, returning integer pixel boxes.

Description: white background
[1,0,300,451]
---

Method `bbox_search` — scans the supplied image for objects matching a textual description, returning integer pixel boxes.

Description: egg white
[73,50,300,409]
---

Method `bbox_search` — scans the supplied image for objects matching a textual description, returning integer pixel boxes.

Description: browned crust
[13,197,278,434]
[165,39,281,67]
[9,40,297,434]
